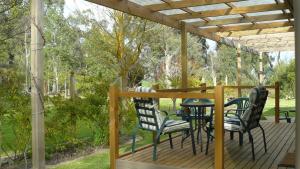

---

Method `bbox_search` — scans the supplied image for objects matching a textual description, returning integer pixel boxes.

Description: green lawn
[49,152,109,169]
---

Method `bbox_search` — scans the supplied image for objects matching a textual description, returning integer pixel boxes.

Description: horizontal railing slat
[119,91,215,99]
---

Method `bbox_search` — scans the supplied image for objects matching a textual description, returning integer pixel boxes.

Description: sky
[64,0,295,63]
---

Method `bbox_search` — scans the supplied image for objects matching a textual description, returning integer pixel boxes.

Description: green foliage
[268,60,295,98]
[0,69,31,157]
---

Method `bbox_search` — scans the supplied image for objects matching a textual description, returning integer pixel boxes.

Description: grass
[50,136,155,169]
[49,151,109,169]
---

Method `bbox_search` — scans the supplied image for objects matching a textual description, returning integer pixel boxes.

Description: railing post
[152,84,159,143]
[214,85,224,169]
[109,84,119,169]
[201,83,207,93]
[275,82,280,123]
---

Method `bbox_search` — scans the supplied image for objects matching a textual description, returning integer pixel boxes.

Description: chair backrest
[240,86,269,131]
[133,87,164,131]
[225,97,250,116]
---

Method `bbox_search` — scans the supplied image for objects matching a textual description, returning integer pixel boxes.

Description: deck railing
[108,82,280,169]
[109,84,224,169]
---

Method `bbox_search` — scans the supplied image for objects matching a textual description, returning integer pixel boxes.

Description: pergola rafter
[201,20,293,32]
[169,3,288,20]
[189,13,292,27]
[218,26,294,37]
[146,0,244,12]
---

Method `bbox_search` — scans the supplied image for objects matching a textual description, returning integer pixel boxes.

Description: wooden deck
[118,122,295,169]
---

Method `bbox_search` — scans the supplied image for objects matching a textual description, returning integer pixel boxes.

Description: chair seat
[224,116,241,131]
[163,120,190,133]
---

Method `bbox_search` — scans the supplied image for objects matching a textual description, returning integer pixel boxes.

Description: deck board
[119,122,295,169]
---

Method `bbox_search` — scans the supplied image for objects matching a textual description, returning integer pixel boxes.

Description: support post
[259,52,264,85]
[201,83,207,93]
[109,84,119,169]
[152,84,159,143]
[214,85,224,169]
[275,82,280,123]
[181,22,188,89]
[294,0,300,167]
[236,44,242,97]
[31,0,45,168]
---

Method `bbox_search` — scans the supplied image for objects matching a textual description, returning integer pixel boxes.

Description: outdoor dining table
[180,100,214,152]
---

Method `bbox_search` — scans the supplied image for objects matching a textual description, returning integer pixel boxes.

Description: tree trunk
[64,79,67,98]
[54,64,59,93]
[277,51,281,65]
[210,52,217,86]
[121,74,127,91]
[69,71,76,136]
[24,27,30,91]
[70,71,76,99]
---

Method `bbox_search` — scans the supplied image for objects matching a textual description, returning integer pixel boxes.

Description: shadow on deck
[118,122,295,169]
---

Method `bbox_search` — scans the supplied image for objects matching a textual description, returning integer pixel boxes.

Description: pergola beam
[202,21,294,32]
[146,0,243,12]
[189,13,292,27]
[171,3,288,20]
[218,26,294,37]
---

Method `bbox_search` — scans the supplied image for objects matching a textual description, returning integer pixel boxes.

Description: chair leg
[168,133,173,149]
[190,128,196,155]
[131,127,138,153]
[153,133,161,161]
[248,131,255,161]
[205,128,210,155]
[239,132,243,146]
[259,124,267,153]
[230,131,234,140]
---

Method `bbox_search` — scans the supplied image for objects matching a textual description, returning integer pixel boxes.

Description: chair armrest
[161,110,169,117]
[225,108,246,116]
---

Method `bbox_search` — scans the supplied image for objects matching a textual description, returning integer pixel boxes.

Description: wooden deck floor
[118,122,295,169]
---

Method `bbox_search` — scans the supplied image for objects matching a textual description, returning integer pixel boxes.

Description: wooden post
[295,0,300,166]
[259,52,264,85]
[31,0,45,168]
[152,84,159,143]
[201,83,207,93]
[109,84,119,169]
[237,44,242,97]
[275,82,280,123]
[181,22,188,89]
[214,85,224,169]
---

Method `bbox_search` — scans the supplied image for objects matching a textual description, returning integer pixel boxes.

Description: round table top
[180,101,214,108]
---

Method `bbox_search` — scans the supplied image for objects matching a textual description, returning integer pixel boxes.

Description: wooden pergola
[29,0,299,169]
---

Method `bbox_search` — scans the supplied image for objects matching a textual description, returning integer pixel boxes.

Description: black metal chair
[279,110,293,123]
[205,86,268,160]
[204,97,249,155]
[131,87,196,161]
[224,97,250,141]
